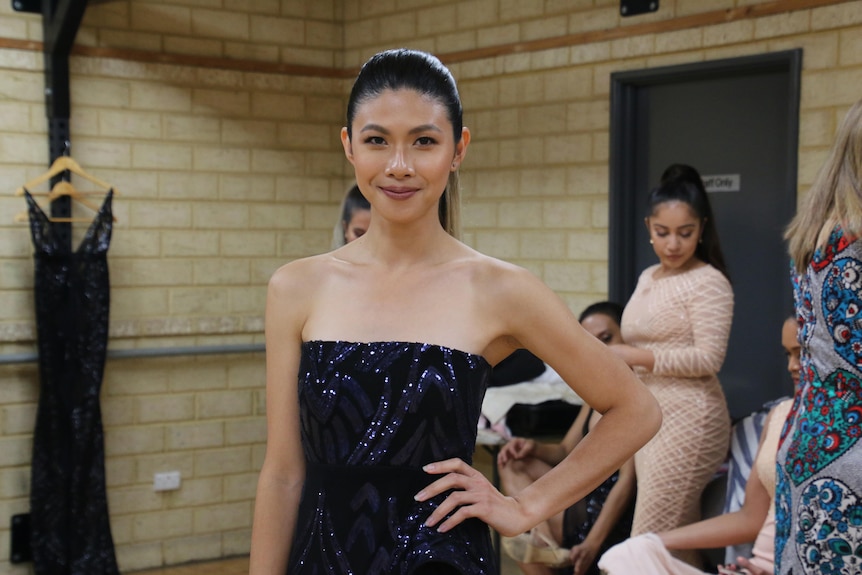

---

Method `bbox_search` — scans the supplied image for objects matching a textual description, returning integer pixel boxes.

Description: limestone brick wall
[1,0,861,573]
[0,1,349,572]
[341,0,862,312]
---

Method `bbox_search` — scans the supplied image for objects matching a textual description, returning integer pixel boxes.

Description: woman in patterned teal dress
[776,97,862,575]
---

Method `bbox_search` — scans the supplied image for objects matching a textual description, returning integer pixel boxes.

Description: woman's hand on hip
[415,458,533,537]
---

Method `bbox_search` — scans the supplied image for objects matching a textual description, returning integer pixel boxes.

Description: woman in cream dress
[611,166,733,566]
[599,317,802,575]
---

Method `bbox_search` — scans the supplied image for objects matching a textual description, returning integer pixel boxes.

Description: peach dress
[597,399,792,575]
[622,264,733,565]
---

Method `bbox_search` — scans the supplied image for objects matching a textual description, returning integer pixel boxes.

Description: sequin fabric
[288,340,497,574]
[25,190,119,575]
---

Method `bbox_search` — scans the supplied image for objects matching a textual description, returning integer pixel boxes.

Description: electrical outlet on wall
[153,471,181,491]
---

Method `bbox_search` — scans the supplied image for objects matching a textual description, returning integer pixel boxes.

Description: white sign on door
[701,174,741,193]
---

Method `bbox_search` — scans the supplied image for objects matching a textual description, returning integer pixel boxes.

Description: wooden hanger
[15,180,117,223]
[15,155,115,196]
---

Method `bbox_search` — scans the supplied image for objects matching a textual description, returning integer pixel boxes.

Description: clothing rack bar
[0,343,265,365]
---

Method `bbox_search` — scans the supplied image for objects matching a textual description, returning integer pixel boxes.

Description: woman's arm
[652,271,733,377]
[569,457,636,575]
[609,344,655,371]
[505,404,589,468]
[617,270,733,376]
[497,406,587,469]
[420,264,661,536]
[658,465,768,550]
[248,264,310,575]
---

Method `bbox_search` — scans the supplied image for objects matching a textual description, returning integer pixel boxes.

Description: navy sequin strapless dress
[288,340,497,575]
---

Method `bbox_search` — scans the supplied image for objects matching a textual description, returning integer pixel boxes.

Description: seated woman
[498,302,636,575]
[597,317,801,575]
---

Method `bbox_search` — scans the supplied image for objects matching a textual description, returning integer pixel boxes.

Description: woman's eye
[600,334,613,344]
[364,136,386,145]
[415,136,436,146]
[655,232,668,238]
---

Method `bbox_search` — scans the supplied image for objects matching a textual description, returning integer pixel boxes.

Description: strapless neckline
[302,339,491,368]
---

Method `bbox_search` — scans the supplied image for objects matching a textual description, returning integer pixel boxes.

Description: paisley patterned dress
[775,226,862,575]
[287,340,497,575]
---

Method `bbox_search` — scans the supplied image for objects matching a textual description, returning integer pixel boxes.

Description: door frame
[607,49,803,303]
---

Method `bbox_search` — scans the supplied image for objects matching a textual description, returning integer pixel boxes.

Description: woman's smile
[380,185,420,199]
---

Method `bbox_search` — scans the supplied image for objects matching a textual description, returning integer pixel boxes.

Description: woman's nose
[386,148,413,177]
[788,354,801,373]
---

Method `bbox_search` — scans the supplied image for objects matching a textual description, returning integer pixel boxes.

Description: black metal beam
[12,0,89,246]
[44,0,87,243]
[43,0,87,119]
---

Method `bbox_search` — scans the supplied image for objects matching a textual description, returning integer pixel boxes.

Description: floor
[132,553,523,575]
[134,554,521,575]
[132,447,523,575]
[132,551,523,575]
[133,557,249,575]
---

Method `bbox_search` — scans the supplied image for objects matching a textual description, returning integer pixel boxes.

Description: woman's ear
[451,127,471,171]
[341,127,354,164]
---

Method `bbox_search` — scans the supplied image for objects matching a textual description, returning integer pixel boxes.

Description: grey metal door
[609,50,802,419]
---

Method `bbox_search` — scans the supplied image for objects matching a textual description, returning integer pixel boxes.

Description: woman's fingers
[497,438,526,466]
[415,458,521,533]
[415,459,476,502]
[497,444,514,466]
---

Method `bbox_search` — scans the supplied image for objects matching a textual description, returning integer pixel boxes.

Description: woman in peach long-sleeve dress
[611,165,734,567]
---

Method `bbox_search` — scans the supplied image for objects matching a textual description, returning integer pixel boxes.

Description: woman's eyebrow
[359,123,388,134]
[358,123,443,135]
[651,223,697,229]
[408,124,443,135]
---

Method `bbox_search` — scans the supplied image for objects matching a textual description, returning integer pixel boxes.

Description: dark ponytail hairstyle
[345,49,463,237]
[340,184,370,230]
[648,164,731,282]
[578,300,624,326]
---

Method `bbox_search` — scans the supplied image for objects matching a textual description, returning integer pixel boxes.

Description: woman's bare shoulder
[455,243,528,275]
[459,248,556,308]
[268,253,336,297]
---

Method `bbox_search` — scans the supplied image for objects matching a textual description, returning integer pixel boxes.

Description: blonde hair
[786,98,862,273]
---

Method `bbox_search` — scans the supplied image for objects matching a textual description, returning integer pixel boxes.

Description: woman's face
[781,317,802,390]
[580,313,623,346]
[343,208,371,243]
[646,201,703,271]
[341,89,468,229]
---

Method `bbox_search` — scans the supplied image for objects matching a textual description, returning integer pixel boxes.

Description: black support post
[13,0,89,250]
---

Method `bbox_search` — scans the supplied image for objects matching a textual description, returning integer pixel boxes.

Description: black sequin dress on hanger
[25,190,119,575]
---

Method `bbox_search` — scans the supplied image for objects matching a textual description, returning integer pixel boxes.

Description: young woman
[331,183,371,248]
[610,167,734,566]
[598,317,802,575]
[776,97,862,575]
[498,301,636,575]
[248,49,661,575]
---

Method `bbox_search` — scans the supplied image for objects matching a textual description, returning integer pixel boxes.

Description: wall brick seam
[0,0,856,75]
[0,315,264,343]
